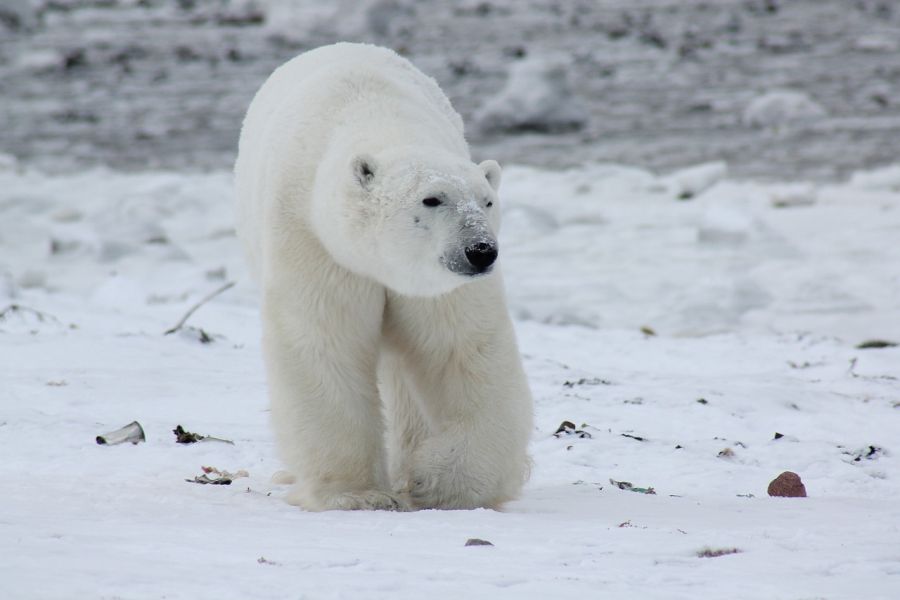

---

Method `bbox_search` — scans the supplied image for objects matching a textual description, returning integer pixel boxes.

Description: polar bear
[234,43,533,511]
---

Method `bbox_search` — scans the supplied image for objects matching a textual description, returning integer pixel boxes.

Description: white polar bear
[234,43,533,511]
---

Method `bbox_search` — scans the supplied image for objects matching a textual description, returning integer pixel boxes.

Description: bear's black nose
[464,242,498,272]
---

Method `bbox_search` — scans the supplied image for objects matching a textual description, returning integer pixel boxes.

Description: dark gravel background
[2,0,900,180]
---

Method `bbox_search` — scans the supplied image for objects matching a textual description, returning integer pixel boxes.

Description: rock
[465,538,493,547]
[767,471,807,497]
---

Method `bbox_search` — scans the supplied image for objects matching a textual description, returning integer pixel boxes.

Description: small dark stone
[465,538,493,547]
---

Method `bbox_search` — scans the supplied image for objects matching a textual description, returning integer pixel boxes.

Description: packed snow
[2,159,898,599]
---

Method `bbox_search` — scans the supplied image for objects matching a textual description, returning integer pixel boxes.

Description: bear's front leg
[262,262,405,511]
[385,284,533,510]
[406,392,532,510]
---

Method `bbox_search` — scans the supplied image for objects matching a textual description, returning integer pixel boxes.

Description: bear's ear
[479,159,501,191]
[352,155,377,189]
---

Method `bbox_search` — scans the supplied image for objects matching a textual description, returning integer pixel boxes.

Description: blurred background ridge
[2,0,900,180]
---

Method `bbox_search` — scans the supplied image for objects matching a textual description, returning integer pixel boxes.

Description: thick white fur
[234,43,533,511]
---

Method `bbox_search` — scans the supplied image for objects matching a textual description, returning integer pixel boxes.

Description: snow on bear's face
[317,148,502,297]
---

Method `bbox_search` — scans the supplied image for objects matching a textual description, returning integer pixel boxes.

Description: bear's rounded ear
[479,159,501,191]
[352,155,377,189]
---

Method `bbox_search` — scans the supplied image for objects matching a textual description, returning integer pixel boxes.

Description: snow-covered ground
[2,161,898,598]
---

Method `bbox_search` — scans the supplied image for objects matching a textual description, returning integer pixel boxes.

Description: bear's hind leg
[263,262,406,511]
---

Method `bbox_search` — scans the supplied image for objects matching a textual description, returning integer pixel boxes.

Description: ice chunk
[697,202,754,244]
[476,56,589,134]
[263,0,410,41]
[660,162,728,200]
[0,153,18,173]
[853,34,898,53]
[769,183,817,208]
[849,165,900,190]
[743,90,826,128]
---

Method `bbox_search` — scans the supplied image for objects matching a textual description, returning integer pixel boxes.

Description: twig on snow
[0,303,60,324]
[164,281,235,336]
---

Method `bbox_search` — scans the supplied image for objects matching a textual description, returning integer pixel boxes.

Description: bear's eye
[486,201,493,208]
[422,197,442,207]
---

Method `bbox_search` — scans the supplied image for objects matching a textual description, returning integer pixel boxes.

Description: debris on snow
[0,303,64,334]
[176,326,219,345]
[562,378,611,388]
[848,358,898,381]
[697,547,742,558]
[609,479,656,495]
[164,281,235,337]
[767,471,807,497]
[856,339,898,350]
[465,538,494,547]
[554,421,592,439]
[571,480,603,491]
[173,425,234,445]
[186,466,248,485]
[173,425,204,444]
[841,445,885,463]
[96,421,145,446]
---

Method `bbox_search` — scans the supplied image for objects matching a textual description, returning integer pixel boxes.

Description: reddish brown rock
[767,471,807,497]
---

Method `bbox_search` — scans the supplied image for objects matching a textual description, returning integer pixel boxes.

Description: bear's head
[313,147,503,297]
